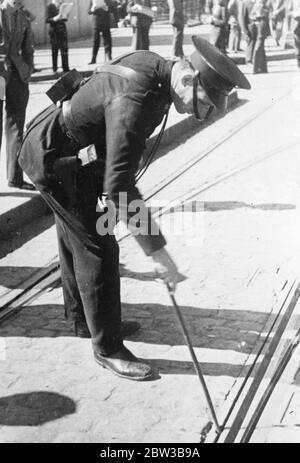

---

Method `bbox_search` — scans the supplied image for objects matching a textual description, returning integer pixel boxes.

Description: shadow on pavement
[1,301,299,378]
[0,214,54,260]
[0,391,76,426]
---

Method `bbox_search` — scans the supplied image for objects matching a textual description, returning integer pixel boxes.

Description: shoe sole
[94,356,154,381]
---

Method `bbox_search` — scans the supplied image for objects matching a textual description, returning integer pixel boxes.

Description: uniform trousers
[40,160,123,356]
[2,69,29,185]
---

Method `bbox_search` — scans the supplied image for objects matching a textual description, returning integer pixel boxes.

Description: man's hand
[151,247,181,292]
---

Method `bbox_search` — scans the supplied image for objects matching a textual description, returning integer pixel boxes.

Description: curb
[0,89,239,238]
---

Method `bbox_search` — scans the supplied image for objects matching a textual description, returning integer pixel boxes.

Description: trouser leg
[40,162,122,355]
[245,23,257,63]
[294,24,300,64]
[50,38,58,71]
[55,214,85,322]
[172,26,184,57]
[253,24,267,72]
[0,100,3,153]
[141,25,150,50]
[60,32,69,72]
[102,26,112,61]
[5,72,29,184]
[91,27,100,62]
[131,26,139,50]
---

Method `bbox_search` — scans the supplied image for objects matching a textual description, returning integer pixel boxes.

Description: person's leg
[50,35,58,72]
[60,29,70,72]
[210,25,221,49]
[0,99,3,152]
[40,160,122,355]
[142,25,150,50]
[253,23,268,73]
[102,25,112,61]
[294,23,300,67]
[131,25,140,50]
[172,26,184,57]
[55,214,85,322]
[90,27,101,64]
[6,71,29,185]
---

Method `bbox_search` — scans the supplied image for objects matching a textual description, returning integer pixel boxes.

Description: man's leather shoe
[74,320,141,339]
[94,345,154,381]
[8,181,35,191]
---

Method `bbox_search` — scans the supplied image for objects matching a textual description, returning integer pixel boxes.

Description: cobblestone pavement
[1,60,300,443]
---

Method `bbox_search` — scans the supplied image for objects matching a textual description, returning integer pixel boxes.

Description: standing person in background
[127,0,153,50]
[46,0,70,73]
[21,5,40,73]
[209,0,230,54]
[270,0,286,45]
[0,0,34,190]
[228,0,242,52]
[167,0,185,57]
[291,0,300,68]
[88,0,112,64]
[250,0,270,72]
[239,0,255,63]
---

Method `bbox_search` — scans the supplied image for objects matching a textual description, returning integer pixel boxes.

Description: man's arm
[104,93,166,255]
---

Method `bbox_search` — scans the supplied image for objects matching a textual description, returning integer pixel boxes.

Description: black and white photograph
[0,0,300,449]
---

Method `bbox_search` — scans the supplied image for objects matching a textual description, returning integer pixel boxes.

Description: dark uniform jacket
[19,51,173,255]
[0,4,34,83]
[88,0,111,29]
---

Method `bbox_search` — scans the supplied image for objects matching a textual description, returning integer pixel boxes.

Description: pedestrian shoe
[74,320,141,339]
[8,181,35,191]
[94,345,154,381]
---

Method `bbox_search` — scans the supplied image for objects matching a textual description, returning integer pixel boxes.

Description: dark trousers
[210,25,228,54]
[172,26,184,57]
[252,21,268,73]
[50,31,69,72]
[40,162,123,355]
[131,25,150,50]
[91,26,112,62]
[2,70,29,184]
[245,22,257,63]
[294,22,300,63]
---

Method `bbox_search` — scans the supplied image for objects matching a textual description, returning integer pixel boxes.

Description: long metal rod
[166,283,221,434]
